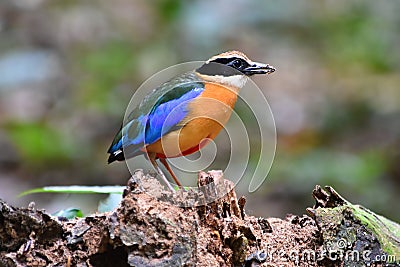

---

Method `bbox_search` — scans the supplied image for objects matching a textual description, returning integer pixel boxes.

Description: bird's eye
[231,59,243,69]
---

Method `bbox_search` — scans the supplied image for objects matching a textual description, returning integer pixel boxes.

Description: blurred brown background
[0,0,399,221]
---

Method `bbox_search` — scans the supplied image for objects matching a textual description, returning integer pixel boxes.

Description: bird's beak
[243,62,276,76]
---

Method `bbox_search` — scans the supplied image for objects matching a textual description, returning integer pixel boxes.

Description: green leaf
[52,208,84,219]
[98,193,123,213]
[19,185,125,197]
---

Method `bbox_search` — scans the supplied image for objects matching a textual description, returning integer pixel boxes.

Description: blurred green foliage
[77,41,138,112]
[0,0,398,221]
[273,150,387,188]
[156,0,183,22]
[6,122,76,166]
[314,5,394,73]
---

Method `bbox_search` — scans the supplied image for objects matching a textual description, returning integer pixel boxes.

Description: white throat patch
[198,74,249,91]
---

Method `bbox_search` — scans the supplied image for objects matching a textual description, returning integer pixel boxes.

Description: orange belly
[145,82,238,158]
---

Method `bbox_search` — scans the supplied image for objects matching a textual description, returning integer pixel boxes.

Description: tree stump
[0,170,399,266]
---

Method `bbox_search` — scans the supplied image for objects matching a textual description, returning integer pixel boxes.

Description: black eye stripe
[196,62,242,76]
[209,57,234,65]
[210,57,250,69]
[197,57,251,76]
[210,57,244,65]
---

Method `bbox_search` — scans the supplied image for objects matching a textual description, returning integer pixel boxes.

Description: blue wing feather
[144,87,203,144]
[108,71,204,162]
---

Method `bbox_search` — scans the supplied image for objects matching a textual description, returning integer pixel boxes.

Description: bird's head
[196,50,276,89]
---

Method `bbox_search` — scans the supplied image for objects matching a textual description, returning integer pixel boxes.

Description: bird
[107,51,276,191]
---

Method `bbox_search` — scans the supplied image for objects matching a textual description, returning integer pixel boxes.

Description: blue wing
[108,72,204,162]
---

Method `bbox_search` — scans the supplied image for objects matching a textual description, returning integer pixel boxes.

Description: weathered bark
[0,170,399,266]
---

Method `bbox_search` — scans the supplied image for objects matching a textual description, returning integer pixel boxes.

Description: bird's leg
[148,153,175,191]
[159,158,182,188]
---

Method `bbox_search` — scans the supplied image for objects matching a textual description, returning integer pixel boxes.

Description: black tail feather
[107,151,125,164]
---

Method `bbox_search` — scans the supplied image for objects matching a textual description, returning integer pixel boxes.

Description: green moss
[350,205,400,258]
[314,200,399,262]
